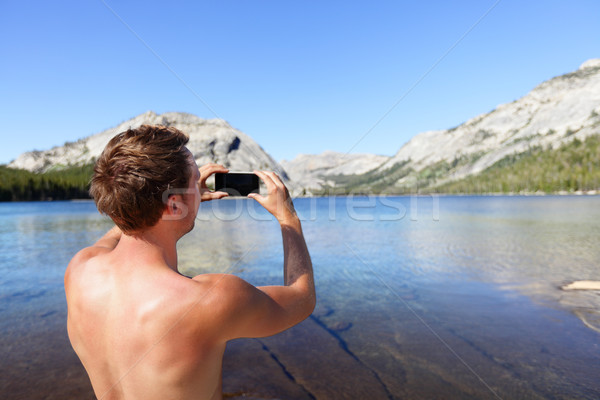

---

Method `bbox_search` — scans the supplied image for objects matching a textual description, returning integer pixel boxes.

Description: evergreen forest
[0,164,94,201]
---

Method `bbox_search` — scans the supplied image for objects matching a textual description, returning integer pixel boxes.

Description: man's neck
[118,228,179,272]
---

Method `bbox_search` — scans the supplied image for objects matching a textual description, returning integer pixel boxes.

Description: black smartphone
[214,172,259,197]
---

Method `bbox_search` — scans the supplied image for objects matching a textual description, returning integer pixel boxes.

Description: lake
[1,196,599,399]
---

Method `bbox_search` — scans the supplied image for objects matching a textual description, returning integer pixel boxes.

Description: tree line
[435,134,600,194]
[0,163,94,201]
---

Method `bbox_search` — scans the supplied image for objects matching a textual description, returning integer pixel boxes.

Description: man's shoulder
[188,273,260,314]
[184,273,277,341]
[190,273,257,297]
[66,246,109,273]
[64,245,115,289]
[71,245,109,264]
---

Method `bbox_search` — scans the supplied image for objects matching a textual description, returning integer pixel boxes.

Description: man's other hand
[198,163,229,202]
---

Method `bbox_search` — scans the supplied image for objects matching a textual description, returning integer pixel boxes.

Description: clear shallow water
[1,196,599,399]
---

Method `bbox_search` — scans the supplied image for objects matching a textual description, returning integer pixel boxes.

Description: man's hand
[248,171,297,225]
[198,163,229,202]
[93,225,122,250]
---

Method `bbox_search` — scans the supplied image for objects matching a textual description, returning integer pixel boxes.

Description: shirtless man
[64,125,315,400]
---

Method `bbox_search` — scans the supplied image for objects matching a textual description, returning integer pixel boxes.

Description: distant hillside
[9,111,289,180]
[434,134,600,194]
[298,58,600,195]
[3,111,300,201]
[280,151,390,193]
[4,111,302,200]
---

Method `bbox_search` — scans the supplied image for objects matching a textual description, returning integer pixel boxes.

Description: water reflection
[178,199,281,278]
[430,196,600,332]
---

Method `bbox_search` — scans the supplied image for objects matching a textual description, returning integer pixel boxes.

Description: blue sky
[1,1,599,165]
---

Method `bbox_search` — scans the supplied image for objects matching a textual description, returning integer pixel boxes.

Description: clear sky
[1,1,599,165]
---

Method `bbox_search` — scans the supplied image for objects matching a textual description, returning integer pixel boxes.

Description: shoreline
[0,190,599,204]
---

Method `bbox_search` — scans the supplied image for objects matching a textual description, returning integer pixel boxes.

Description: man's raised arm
[214,171,315,339]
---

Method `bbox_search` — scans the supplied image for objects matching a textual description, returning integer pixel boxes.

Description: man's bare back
[65,129,315,400]
[66,245,230,399]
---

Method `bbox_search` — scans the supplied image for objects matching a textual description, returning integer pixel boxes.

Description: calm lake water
[1,196,599,399]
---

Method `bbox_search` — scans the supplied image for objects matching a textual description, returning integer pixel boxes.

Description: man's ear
[163,194,188,220]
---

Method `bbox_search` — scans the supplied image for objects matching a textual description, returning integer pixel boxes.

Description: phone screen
[214,173,259,197]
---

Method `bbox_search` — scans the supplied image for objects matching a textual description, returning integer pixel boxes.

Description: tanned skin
[64,155,315,400]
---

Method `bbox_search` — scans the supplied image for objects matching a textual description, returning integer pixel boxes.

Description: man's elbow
[300,289,316,321]
[288,286,316,324]
[308,287,316,312]
[291,274,316,316]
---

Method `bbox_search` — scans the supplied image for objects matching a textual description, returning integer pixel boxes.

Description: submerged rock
[562,280,600,290]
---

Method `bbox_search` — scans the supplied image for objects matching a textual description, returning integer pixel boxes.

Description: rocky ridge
[374,58,600,189]
[280,151,390,192]
[278,59,600,193]
[9,111,289,181]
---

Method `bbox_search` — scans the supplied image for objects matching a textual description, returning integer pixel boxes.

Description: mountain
[383,59,600,186]
[9,111,289,181]
[298,58,600,194]
[280,151,390,193]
